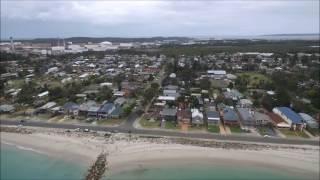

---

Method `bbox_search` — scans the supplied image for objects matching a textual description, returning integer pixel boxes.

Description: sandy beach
[1,126,319,179]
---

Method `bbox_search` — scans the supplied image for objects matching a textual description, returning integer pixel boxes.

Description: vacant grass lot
[236,72,272,89]
[257,126,275,136]
[165,121,178,129]
[279,129,309,138]
[229,125,246,133]
[207,125,220,133]
[140,118,160,128]
[97,118,124,126]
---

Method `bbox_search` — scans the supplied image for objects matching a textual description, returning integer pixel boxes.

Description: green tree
[16,81,38,104]
[97,86,113,102]
[144,88,156,102]
[49,86,64,100]
[199,78,211,90]
[151,82,160,90]
[228,82,234,89]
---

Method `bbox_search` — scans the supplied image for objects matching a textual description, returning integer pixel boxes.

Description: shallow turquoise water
[1,144,316,180]
[1,144,87,180]
[106,164,309,180]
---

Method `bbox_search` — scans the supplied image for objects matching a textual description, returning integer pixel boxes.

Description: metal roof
[277,107,303,124]
[223,107,238,121]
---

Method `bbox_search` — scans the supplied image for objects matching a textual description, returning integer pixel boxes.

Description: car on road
[111,130,119,133]
[84,128,90,132]
[20,120,26,123]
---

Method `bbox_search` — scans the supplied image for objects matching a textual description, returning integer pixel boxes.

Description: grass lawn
[236,72,272,89]
[307,128,320,136]
[165,121,178,129]
[230,125,246,133]
[140,118,160,128]
[207,125,220,133]
[6,79,25,89]
[279,129,309,138]
[97,118,124,125]
[257,127,272,136]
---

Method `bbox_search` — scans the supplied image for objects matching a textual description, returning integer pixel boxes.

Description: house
[79,100,97,116]
[191,108,204,126]
[114,91,125,97]
[238,99,253,108]
[98,103,115,118]
[207,101,216,111]
[114,97,127,106]
[299,113,319,129]
[163,89,180,98]
[237,108,255,127]
[224,89,243,101]
[268,112,290,128]
[87,106,100,117]
[157,96,176,101]
[221,107,239,126]
[62,102,79,116]
[0,104,15,113]
[160,108,177,121]
[207,70,226,79]
[206,110,220,125]
[38,102,57,113]
[37,91,49,98]
[273,107,304,131]
[163,85,179,91]
[109,106,123,119]
[253,111,272,126]
[177,109,192,126]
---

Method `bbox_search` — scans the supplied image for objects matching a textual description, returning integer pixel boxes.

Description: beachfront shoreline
[1,126,319,179]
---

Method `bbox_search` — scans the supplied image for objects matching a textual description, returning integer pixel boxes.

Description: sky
[1,0,319,39]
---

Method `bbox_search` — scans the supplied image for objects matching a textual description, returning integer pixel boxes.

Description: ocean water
[1,144,87,180]
[1,144,315,180]
[106,164,308,180]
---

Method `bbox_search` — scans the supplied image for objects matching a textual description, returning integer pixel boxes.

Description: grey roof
[299,113,319,129]
[88,106,100,112]
[110,107,123,116]
[253,111,271,121]
[223,107,238,121]
[63,102,79,111]
[161,108,177,116]
[79,100,97,111]
[238,108,254,122]
[206,110,220,119]
[0,104,15,112]
[114,97,126,105]
[164,85,179,90]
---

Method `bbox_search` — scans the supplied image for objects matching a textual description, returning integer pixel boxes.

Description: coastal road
[1,119,319,146]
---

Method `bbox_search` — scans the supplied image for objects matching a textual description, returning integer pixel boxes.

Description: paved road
[119,111,140,129]
[1,119,319,146]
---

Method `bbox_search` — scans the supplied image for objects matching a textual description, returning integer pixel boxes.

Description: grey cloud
[1,0,319,38]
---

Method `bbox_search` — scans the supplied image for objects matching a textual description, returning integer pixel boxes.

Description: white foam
[2,141,46,155]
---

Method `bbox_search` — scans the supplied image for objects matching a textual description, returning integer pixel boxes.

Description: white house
[191,109,204,125]
[207,70,226,79]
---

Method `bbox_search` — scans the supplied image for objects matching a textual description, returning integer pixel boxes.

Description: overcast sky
[1,0,319,39]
